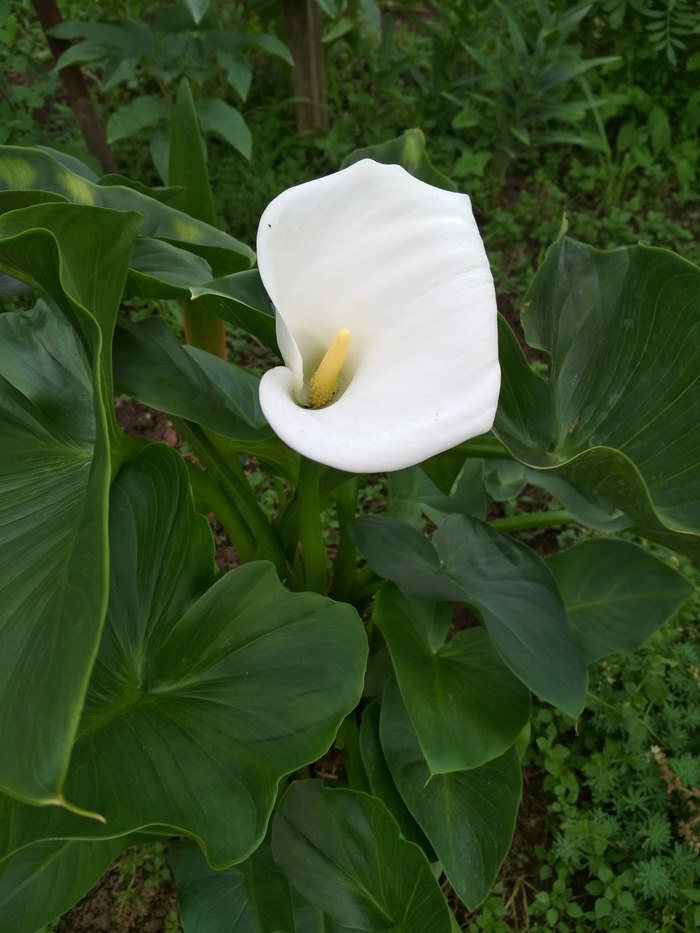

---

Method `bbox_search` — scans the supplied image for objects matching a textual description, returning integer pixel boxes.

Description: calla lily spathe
[257,159,500,473]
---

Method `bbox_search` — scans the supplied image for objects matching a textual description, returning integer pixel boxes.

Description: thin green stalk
[183,459,257,563]
[330,477,359,601]
[457,435,512,459]
[336,715,369,793]
[489,509,575,533]
[297,457,327,594]
[174,419,291,581]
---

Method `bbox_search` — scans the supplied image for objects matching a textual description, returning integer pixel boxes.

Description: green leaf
[390,460,486,529]
[196,98,252,160]
[0,202,140,805]
[170,836,294,933]
[0,446,367,866]
[246,33,294,67]
[113,315,278,447]
[216,49,253,101]
[359,699,435,855]
[0,302,108,805]
[169,80,216,225]
[0,836,128,932]
[342,129,458,192]
[494,239,700,559]
[374,586,531,773]
[182,0,211,24]
[547,538,693,663]
[189,269,277,350]
[380,680,521,910]
[0,145,253,275]
[106,95,172,143]
[128,238,214,296]
[272,781,453,932]
[350,514,587,716]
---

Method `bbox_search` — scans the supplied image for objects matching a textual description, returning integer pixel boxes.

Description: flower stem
[174,419,291,581]
[489,509,575,533]
[298,457,327,593]
[457,435,512,459]
[183,459,257,563]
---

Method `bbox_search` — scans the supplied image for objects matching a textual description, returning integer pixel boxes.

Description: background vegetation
[2,1,698,929]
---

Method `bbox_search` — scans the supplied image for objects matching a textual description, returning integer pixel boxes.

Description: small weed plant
[470,552,700,932]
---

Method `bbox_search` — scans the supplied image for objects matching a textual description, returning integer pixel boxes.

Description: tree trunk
[281,0,330,136]
[31,0,119,173]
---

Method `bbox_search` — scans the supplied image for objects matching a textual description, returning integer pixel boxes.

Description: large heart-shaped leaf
[351,514,587,716]
[272,781,453,932]
[380,680,522,910]
[495,239,700,559]
[374,585,531,773]
[0,445,367,866]
[547,538,693,663]
[0,204,139,804]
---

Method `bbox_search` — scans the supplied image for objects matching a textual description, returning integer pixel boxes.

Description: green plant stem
[336,714,369,793]
[457,435,512,459]
[298,456,327,594]
[174,419,291,581]
[183,459,257,563]
[330,477,359,601]
[490,509,575,533]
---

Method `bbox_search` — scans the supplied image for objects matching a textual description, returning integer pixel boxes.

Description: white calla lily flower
[257,159,500,473]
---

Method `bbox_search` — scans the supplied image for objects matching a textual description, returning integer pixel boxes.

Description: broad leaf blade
[495,239,700,558]
[547,538,693,663]
[351,514,587,716]
[380,680,522,910]
[189,269,277,350]
[272,781,453,932]
[0,446,367,866]
[0,836,127,932]
[0,145,253,275]
[170,836,294,933]
[374,586,531,773]
[0,204,139,804]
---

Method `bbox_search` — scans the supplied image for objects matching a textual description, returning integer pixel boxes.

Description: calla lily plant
[257,159,501,472]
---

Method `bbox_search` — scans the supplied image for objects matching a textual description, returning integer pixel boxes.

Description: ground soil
[56,854,179,933]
